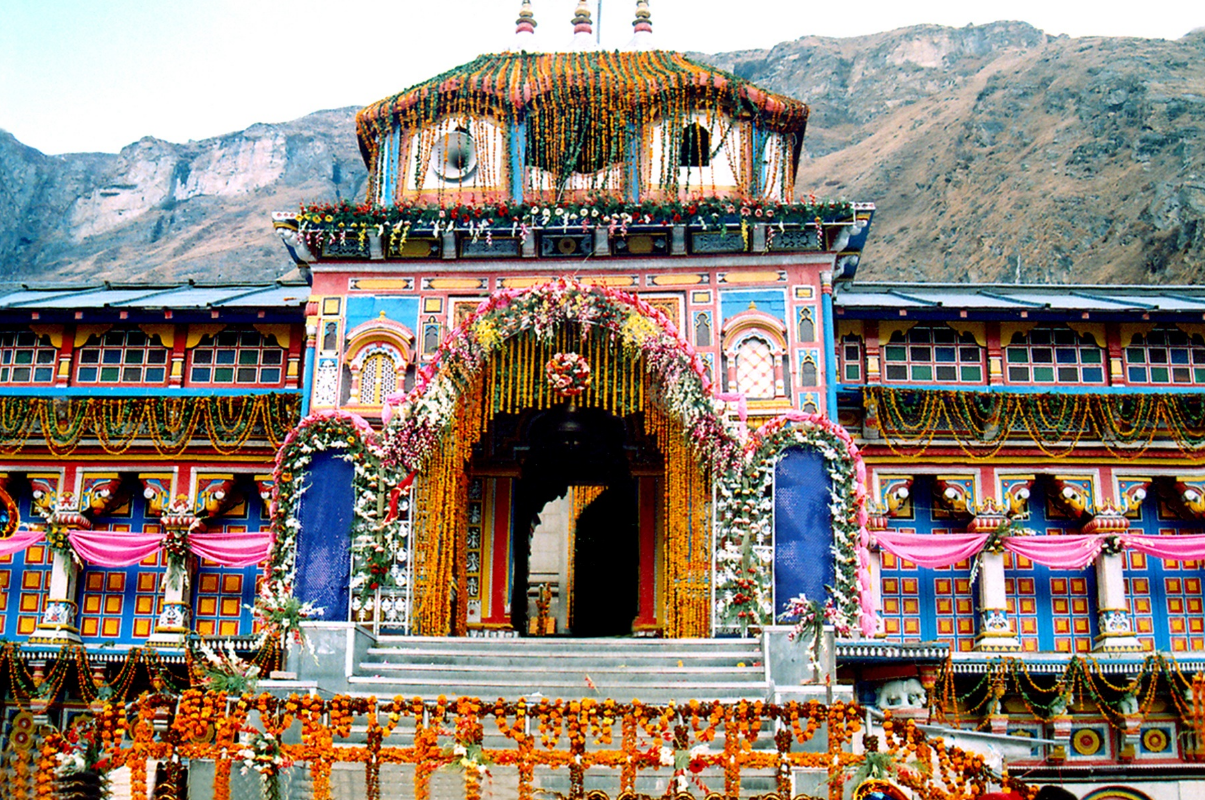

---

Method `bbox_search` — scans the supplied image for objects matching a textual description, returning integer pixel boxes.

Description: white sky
[1,1,1200,155]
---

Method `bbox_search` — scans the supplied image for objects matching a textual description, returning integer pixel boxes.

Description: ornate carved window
[1125,327,1205,385]
[1006,326,1104,384]
[721,306,789,400]
[345,318,414,409]
[734,336,776,398]
[883,325,984,384]
[189,329,285,385]
[797,307,816,342]
[0,330,56,384]
[76,329,168,385]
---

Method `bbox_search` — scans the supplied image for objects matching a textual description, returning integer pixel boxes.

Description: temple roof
[355,50,809,166]
[834,282,1205,314]
[0,281,308,311]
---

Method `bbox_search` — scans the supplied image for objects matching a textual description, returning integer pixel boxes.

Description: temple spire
[627,0,654,50]
[512,0,537,50]
[570,1,597,50]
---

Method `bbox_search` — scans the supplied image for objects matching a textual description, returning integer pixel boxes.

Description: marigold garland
[867,386,1205,460]
[0,394,298,457]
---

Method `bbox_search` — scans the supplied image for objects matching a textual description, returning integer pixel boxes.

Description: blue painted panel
[877,476,978,650]
[720,290,787,325]
[192,475,267,638]
[294,452,354,621]
[79,487,166,645]
[346,296,420,334]
[0,485,54,641]
[774,447,833,614]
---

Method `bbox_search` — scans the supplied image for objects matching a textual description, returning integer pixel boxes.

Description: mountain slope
[1,22,1202,285]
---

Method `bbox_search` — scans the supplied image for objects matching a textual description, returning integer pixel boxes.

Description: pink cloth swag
[67,530,164,567]
[873,531,989,568]
[188,531,273,567]
[0,528,47,558]
[1002,534,1104,571]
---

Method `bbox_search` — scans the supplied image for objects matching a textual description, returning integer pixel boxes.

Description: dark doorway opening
[509,405,640,636]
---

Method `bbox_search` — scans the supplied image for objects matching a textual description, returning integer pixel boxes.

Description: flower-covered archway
[263,278,875,639]
[380,278,732,637]
[381,277,737,474]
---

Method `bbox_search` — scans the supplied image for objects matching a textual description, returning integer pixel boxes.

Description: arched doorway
[508,406,644,636]
[401,304,713,639]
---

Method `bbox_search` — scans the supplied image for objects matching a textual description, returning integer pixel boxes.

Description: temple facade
[1,3,1203,800]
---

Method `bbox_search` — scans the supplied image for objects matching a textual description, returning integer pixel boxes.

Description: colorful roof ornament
[355,51,809,170]
[628,0,654,50]
[513,0,536,49]
[570,0,597,50]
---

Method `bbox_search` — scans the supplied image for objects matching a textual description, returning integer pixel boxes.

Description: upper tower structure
[355,17,809,207]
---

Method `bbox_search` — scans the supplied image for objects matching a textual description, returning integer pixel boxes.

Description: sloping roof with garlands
[354,50,809,167]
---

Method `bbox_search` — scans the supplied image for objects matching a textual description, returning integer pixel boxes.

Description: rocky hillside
[700,22,1205,283]
[1,21,1202,285]
[0,109,366,285]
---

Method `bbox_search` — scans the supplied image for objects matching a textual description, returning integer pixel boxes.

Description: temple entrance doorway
[508,405,644,637]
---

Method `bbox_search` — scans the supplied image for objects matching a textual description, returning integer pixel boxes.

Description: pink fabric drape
[1003,534,1104,570]
[188,531,273,567]
[0,529,46,558]
[1121,533,1205,562]
[67,530,164,567]
[874,531,989,568]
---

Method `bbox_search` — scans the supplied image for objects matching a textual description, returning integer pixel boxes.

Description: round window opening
[434,128,477,182]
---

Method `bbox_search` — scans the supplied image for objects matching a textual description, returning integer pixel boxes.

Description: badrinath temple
[0,4,1202,800]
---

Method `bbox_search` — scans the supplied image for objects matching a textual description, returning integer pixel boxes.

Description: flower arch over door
[263,278,875,639]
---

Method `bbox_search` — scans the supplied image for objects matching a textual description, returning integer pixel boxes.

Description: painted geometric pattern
[878,478,976,650]
[9,544,51,639]
[1124,491,1205,652]
[1,487,54,639]
[193,477,269,638]
[1004,555,1041,652]
[735,338,775,398]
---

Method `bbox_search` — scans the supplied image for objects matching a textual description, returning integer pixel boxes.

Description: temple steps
[348,636,770,703]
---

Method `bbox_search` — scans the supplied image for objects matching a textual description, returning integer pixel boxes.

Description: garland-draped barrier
[874,530,1205,570]
[34,692,1023,800]
[867,386,1205,460]
[0,394,300,456]
[0,529,272,568]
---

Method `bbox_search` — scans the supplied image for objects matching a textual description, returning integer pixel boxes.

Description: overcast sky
[1,1,1200,155]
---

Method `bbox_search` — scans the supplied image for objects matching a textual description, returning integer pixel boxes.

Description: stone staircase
[347,635,770,703]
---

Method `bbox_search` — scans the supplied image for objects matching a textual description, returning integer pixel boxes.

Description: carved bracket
[80,475,126,518]
[934,475,976,518]
[999,475,1035,518]
[1051,476,1096,519]
[1117,477,1152,518]
[879,476,913,518]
